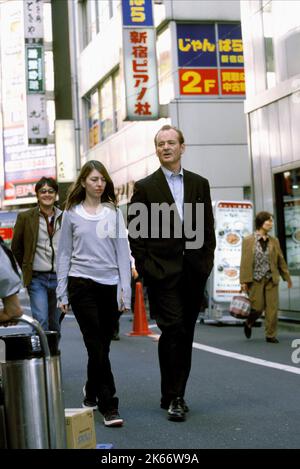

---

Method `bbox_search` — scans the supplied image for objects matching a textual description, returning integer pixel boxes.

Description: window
[262,0,276,89]
[113,69,122,132]
[274,168,300,275]
[88,89,100,148]
[81,0,115,46]
[100,77,114,140]
[85,68,123,148]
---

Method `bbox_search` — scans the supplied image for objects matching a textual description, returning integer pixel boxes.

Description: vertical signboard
[24,0,47,144]
[0,0,55,204]
[121,0,159,120]
[177,22,245,97]
[213,201,253,302]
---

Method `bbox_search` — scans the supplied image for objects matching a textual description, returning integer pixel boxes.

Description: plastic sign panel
[121,0,159,120]
[24,0,47,144]
[177,23,245,97]
[179,69,219,95]
[24,0,44,39]
[26,44,44,93]
[213,201,253,302]
[0,0,55,204]
[177,23,217,68]
[121,0,154,26]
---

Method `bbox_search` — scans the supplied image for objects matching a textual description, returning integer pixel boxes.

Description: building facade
[70,0,249,209]
[241,0,300,319]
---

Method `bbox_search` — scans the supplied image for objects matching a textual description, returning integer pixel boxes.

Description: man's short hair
[35,177,58,194]
[154,125,185,147]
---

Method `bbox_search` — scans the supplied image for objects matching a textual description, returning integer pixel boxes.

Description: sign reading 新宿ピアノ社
[121,0,159,120]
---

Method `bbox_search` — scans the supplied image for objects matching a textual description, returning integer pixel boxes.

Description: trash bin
[0,315,66,449]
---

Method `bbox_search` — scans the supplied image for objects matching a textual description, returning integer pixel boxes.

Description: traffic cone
[128,281,154,336]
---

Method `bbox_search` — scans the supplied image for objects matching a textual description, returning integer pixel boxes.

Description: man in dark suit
[128,125,215,421]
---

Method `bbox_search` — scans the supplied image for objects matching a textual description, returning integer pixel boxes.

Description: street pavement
[3,290,300,450]
[60,311,300,450]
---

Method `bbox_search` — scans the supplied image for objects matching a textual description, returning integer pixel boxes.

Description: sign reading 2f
[122,0,154,27]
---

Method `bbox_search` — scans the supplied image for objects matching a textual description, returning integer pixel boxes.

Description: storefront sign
[24,0,47,144]
[26,44,44,93]
[0,1,55,204]
[177,23,245,97]
[121,0,159,120]
[121,0,154,26]
[24,0,44,39]
[213,201,253,302]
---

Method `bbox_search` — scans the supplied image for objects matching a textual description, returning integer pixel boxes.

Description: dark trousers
[147,270,206,404]
[68,277,119,413]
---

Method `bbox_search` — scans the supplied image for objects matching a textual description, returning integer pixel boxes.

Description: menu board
[213,201,253,302]
[284,197,300,274]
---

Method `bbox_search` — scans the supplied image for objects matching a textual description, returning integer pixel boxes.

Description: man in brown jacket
[11,177,62,334]
[240,211,292,343]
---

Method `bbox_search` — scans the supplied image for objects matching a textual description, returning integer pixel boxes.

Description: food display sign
[213,200,253,302]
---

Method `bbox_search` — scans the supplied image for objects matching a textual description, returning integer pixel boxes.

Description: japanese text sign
[26,44,44,93]
[122,0,159,120]
[24,0,43,39]
[122,0,154,27]
[177,22,245,97]
[177,24,217,68]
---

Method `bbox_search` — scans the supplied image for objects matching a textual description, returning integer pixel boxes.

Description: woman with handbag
[240,211,292,343]
[56,160,131,427]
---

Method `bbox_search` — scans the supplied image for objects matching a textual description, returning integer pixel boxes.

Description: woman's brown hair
[65,160,117,210]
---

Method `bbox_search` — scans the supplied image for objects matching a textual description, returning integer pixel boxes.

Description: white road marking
[148,323,300,375]
[192,342,300,375]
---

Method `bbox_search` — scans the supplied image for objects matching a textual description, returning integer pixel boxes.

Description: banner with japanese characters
[177,23,245,97]
[24,0,47,144]
[0,0,55,204]
[121,0,159,120]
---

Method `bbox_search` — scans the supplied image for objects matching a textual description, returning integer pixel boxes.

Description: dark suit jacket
[11,207,62,287]
[128,167,216,284]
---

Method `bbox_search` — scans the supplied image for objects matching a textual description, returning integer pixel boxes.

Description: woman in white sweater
[56,160,131,427]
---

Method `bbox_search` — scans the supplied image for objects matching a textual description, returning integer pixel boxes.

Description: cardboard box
[65,408,96,449]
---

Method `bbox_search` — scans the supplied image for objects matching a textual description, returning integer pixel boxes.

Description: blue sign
[177,23,217,68]
[122,0,154,27]
[217,23,244,67]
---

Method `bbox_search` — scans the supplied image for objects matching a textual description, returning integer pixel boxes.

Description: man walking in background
[11,177,62,335]
[128,125,215,421]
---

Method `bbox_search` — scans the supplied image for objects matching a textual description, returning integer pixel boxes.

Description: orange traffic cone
[128,281,154,336]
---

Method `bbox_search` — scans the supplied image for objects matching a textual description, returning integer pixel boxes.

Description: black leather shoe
[266,337,279,343]
[161,399,189,412]
[244,322,252,339]
[168,397,186,422]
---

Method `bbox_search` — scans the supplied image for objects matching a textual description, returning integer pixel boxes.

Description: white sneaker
[103,409,124,427]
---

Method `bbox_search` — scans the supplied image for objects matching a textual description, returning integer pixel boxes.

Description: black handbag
[229,294,251,319]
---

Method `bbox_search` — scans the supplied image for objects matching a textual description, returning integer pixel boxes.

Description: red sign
[179,68,219,95]
[0,227,13,241]
[220,68,245,95]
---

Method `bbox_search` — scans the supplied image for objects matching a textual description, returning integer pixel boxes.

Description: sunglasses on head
[39,189,56,195]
